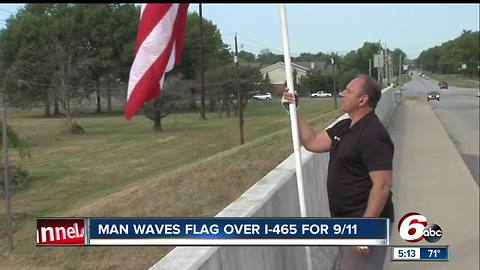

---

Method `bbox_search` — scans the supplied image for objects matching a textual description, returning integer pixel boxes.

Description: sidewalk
[384,99,479,269]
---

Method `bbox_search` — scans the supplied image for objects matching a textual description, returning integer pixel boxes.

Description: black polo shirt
[326,111,394,220]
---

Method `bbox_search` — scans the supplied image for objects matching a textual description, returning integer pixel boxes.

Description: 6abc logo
[398,212,443,243]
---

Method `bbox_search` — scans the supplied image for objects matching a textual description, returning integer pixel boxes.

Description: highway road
[400,73,479,185]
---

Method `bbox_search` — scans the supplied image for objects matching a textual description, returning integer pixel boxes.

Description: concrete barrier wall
[150,86,396,270]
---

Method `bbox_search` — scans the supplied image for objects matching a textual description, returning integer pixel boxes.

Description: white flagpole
[279,4,312,270]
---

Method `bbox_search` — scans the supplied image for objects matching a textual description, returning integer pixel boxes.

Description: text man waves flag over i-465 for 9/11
[125,3,189,120]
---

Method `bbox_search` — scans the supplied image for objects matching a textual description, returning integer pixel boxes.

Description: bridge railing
[150,86,396,270]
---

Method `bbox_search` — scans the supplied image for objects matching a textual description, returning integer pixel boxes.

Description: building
[260,61,332,96]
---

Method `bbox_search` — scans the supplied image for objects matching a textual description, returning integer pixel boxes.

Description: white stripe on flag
[140,4,146,17]
[127,4,179,100]
[160,41,176,90]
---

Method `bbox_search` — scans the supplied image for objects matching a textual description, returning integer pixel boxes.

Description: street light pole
[331,58,337,110]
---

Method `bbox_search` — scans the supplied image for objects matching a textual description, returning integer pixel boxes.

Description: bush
[70,121,85,134]
[0,165,31,197]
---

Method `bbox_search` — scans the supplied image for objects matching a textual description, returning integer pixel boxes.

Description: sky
[1,4,479,59]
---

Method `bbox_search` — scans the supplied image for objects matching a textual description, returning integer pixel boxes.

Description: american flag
[125,3,189,120]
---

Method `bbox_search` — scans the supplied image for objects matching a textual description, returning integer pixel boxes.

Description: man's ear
[360,95,369,106]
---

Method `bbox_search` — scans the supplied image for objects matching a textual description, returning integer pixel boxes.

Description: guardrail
[150,86,396,270]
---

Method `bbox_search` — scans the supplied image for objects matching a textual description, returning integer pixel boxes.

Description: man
[283,75,394,270]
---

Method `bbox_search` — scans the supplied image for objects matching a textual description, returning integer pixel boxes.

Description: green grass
[423,72,479,88]
[0,97,343,269]
[399,74,412,85]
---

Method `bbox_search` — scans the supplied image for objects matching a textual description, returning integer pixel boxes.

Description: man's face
[340,78,367,113]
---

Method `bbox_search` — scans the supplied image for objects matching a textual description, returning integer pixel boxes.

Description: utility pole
[389,53,394,85]
[369,58,372,76]
[199,3,206,120]
[384,42,388,85]
[2,95,14,251]
[378,40,383,87]
[399,54,402,85]
[234,33,244,145]
[331,58,337,110]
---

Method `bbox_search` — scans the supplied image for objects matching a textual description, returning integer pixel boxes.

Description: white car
[253,92,272,100]
[311,91,332,98]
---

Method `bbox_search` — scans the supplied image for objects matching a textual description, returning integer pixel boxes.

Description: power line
[236,32,283,54]
[0,78,124,91]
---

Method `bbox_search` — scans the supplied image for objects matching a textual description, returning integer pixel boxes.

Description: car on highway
[252,92,272,101]
[438,81,448,89]
[427,91,440,101]
[394,89,403,98]
[311,91,332,98]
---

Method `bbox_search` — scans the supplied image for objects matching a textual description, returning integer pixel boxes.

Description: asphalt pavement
[402,74,479,185]
[383,95,479,269]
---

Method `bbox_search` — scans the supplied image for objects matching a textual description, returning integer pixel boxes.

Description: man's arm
[296,112,332,153]
[353,170,392,255]
[362,170,392,218]
[283,88,332,153]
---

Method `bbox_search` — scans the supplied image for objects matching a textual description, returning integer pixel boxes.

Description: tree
[293,52,331,62]
[232,64,263,115]
[201,61,263,117]
[418,31,479,77]
[299,69,330,95]
[0,4,56,116]
[257,49,283,65]
[2,44,53,112]
[175,12,231,79]
[41,4,90,133]
[172,12,231,114]
[238,50,256,62]
[143,74,193,130]
[72,4,138,114]
[391,48,407,79]
[0,122,31,197]
[258,73,272,93]
[0,3,139,122]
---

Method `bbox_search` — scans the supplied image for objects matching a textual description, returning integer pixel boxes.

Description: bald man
[284,75,394,270]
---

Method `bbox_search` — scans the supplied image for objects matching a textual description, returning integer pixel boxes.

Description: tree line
[249,43,406,96]
[417,30,479,77]
[0,4,409,132]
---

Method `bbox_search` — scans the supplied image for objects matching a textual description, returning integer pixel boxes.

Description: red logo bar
[36,218,85,245]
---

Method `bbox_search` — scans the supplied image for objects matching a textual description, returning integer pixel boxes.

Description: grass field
[422,72,479,88]
[0,97,343,269]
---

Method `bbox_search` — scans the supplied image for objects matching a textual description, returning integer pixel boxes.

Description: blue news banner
[391,246,449,261]
[86,218,389,246]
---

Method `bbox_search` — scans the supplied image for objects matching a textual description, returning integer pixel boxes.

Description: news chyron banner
[36,217,389,246]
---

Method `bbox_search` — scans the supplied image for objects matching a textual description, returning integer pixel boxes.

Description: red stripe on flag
[134,4,173,54]
[173,4,188,65]
[126,3,189,120]
[125,36,175,120]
